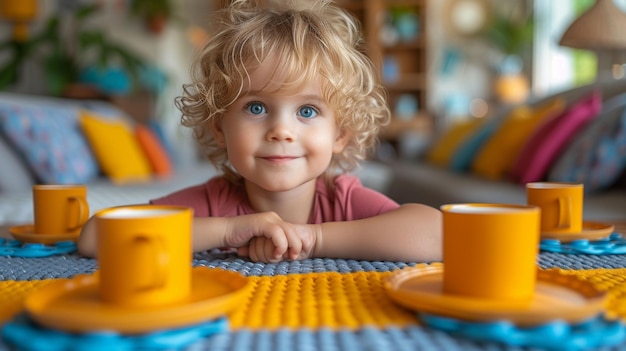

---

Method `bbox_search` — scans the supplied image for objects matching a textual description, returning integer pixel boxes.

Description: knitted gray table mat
[2,251,626,281]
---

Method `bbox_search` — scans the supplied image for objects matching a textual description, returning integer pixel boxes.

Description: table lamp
[559,0,626,80]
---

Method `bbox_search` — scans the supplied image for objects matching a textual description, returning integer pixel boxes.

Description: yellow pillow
[471,98,566,180]
[80,111,152,183]
[426,117,484,167]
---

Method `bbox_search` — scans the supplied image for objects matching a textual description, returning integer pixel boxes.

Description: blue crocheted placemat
[420,313,626,351]
[0,239,76,258]
[2,250,626,281]
[541,233,626,255]
[2,314,228,351]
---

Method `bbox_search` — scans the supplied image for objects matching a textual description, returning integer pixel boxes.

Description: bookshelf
[337,0,433,141]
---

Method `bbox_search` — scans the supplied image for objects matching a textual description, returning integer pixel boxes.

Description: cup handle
[558,196,572,229]
[134,235,168,291]
[66,196,90,231]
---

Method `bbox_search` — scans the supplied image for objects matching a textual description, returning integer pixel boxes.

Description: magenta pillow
[509,91,602,184]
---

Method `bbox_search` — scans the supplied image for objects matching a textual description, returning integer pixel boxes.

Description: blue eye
[246,102,266,115]
[299,106,318,119]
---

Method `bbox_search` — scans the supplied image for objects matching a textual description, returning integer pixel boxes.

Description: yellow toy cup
[33,185,90,235]
[442,203,540,302]
[526,182,583,234]
[95,205,193,308]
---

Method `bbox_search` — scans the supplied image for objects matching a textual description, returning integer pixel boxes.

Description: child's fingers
[237,246,249,257]
[248,237,281,262]
[284,227,303,260]
[262,223,288,256]
[253,238,270,262]
[268,239,284,262]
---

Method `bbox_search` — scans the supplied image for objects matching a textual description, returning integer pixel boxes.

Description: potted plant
[130,0,176,34]
[483,4,534,103]
[0,4,148,97]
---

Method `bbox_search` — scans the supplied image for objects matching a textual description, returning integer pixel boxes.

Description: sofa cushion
[0,105,100,185]
[548,93,626,192]
[425,117,484,167]
[135,124,173,177]
[0,134,36,193]
[509,91,602,184]
[471,99,565,180]
[80,111,152,183]
[449,116,501,172]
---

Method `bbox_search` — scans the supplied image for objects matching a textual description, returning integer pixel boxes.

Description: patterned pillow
[509,91,602,184]
[549,93,626,192]
[0,105,100,184]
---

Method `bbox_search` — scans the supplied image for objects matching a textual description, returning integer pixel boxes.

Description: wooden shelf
[337,0,432,143]
[385,73,426,91]
[379,113,433,139]
[382,37,426,50]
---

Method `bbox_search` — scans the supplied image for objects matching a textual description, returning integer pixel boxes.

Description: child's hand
[238,223,319,262]
[222,212,308,262]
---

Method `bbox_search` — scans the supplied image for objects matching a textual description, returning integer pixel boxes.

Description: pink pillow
[509,92,602,184]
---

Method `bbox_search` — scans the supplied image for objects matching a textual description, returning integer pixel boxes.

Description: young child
[78,0,442,262]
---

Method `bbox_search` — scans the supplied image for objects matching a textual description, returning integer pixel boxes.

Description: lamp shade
[559,0,626,51]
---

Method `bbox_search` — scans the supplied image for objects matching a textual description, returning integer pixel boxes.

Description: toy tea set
[3,185,90,257]
[3,187,250,350]
[385,182,624,349]
[3,182,624,349]
[528,182,621,255]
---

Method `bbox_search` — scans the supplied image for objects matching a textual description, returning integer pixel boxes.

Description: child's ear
[332,128,351,154]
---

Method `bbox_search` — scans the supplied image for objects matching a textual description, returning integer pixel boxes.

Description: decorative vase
[494,73,529,104]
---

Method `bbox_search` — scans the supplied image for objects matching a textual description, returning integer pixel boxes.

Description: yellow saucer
[385,263,607,327]
[541,221,615,243]
[9,224,80,244]
[25,267,250,334]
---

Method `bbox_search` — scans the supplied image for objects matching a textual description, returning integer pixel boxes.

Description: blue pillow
[0,105,100,184]
[548,93,626,192]
[449,117,501,172]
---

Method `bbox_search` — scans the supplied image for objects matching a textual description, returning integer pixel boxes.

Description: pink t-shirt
[151,174,399,222]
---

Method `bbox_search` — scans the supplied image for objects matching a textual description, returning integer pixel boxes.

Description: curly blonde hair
[176,0,390,182]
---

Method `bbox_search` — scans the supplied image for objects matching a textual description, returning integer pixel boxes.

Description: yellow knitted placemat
[555,267,626,320]
[229,271,416,330]
[0,279,54,325]
[2,268,626,331]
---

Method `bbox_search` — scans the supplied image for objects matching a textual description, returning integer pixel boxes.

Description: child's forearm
[77,216,230,258]
[191,216,230,252]
[315,203,443,262]
[77,217,97,257]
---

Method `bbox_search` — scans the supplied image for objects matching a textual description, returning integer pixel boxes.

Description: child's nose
[266,115,295,142]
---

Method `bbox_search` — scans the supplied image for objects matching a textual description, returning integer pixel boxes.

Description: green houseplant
[483,4,534,103]
[0,4,147,96]
[130,0,176,34]
[483,5,534,73]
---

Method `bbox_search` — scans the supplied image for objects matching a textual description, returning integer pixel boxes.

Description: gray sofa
[383,160,625,221]
[379,79,626,222]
